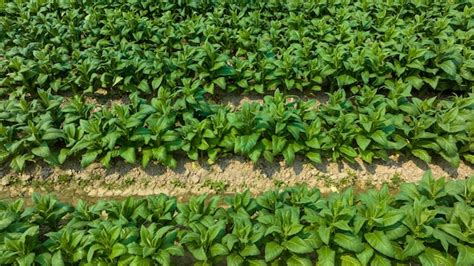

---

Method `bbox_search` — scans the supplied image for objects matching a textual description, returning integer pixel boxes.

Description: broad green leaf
[334,233,364,253]
[265,241,284,262]
[418,248,455,266]
[364,231,395,258]
[340,145,357,158]
[336,75,357,86]
[316,245,335,266]
[32,143,52,159]
[438,61,456,76]
[189,247,207,261]
[456,245,474,266]
[306,152,321,164]
[318,226,331,245]
[411,149,431,163]
[138,80,150,93]
[340,255,361,266]
[355,135,371,151]
[120,147,136,164]
[210,243,229,257]
[401,236,425,259]
[51,251,65,266]
[283,236,313,254]
[272,135,287,155]
[213,77,226,90]
[287,255,312,266]
[370,254,391,266]
[81,151,100,167]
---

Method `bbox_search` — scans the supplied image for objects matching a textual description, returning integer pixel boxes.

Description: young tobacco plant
[118,224,183,266]
[180,216,229,266]
[258,206,313,265]
[222,217,266,266]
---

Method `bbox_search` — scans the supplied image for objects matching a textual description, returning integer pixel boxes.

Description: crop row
[1,0,473,98]
[0,172,473,265]
[1,85,472,171]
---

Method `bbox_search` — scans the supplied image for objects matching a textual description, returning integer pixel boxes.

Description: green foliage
[0,1,472,98]
[0,173,473,265]
[1,88,472,171]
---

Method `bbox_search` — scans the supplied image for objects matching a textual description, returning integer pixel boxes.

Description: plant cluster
[0,172,473,265]
[1,0,473,98]
[1,86,473,171]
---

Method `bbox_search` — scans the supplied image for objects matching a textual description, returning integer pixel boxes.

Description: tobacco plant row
[1,0,473,98]
[0,85,473,172]
[0,172,473,265]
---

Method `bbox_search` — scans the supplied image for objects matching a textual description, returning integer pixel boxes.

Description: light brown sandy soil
[0,155,472,203]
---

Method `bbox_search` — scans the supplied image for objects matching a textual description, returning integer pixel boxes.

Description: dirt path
[0,155,472,204]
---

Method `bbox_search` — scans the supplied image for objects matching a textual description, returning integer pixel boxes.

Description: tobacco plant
[0,174,473,264]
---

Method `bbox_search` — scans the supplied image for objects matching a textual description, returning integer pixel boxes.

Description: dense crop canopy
[0,87,473,171]
[0,0,473,97]
[0,172,473,265]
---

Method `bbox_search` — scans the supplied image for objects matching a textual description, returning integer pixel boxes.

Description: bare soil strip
[0,155,472,204]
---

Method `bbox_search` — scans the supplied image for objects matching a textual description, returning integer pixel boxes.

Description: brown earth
[0,155,472,204]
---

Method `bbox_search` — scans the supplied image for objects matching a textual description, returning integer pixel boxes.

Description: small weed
[203,179,228,193]
[390,173,402,188]
[338,171,357,189]
[171,179,186,188]
[88,173,103,181]
[123,176,135,187]
[273,179,285,188]
[57,174,70,184]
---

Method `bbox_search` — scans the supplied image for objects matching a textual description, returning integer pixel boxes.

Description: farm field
[0,1,473,265]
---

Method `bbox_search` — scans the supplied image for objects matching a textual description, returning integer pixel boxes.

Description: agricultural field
[0,0,473,265]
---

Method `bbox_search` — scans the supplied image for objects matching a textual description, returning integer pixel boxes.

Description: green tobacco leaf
[381,211,404,227]
[210,243,229,257]
[364,231,395,258]
[227,254,244,266]
[438,61,457,77]
[110,243,128,259]
[340,145,357,158]
[456,245,474,265]
[411,149,431,163]
[81,151,100,167]
[418,248,455,266]
[265,241,284,262]
[334,233,364,253]
[152,76,163,89]
[306,138,320,149]
[401,236,425,259]
[240,244,260,257]
[272,135,287,155]
[370,254,391,266]
[283,145,296,165]
[340,255,361,266]
[355,135,371,151]
[213,77,226,90]
[138,80,150,93]
[371,130,387,146]
[283,236,312,254]
[287,255,312,266]
[336,75,357,86]
[316,245,335,266]
[318,226,331,245]
[189,247,207,261]
[32,143,52,159]
[51,251,65,266]
[356,245,374,265]
[120,147,136,164]
[306,152,321,164]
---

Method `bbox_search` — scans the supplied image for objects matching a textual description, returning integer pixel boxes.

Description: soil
[0,155,472,204]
